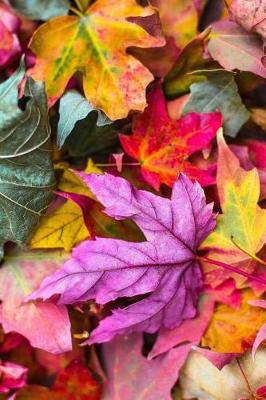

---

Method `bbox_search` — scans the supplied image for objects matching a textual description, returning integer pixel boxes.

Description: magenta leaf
[30,173,215,343]
[102,333,191,400]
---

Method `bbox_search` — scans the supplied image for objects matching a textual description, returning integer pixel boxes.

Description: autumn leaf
[28,0,165,120]
[183,71,249,137]
[57,90,110,148]
[180,349,266,400]
[16,359,101,399]
[229,0,266,44]
[0,61,55,259]
[29,161,100,251]
[150,295,215,358]
[102,333,190,400]
[30,161,142,251]
[201,289,266,353]
[201,130,266,288]
[0,249,72,354]
[208,21,266,78]
[119,85,222,190]
[30,172,215,344]
[164,28,210,97]
[150,0,199,48]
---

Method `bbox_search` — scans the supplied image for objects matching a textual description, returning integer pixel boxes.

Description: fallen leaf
[208,21,266,78]
[30,161,142,251]
[57,90,110,148]
[201,130,266,288]
[15,359,101,399]
[149,295,215,358]
[102,333,190,400]
[119,85,221,190]
[28,0,165,119]
[0,62,55,258]
[183,71,249,137]
[180,349,266,400]
[30,172,215,344]
[202,290,266,353]
[150,0,198,48]
[29,162,100,252]
[0,249,72,354]
[229,0,266,44]
[164,28,210,97]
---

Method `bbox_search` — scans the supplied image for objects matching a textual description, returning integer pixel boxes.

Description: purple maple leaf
[30,173,216,344]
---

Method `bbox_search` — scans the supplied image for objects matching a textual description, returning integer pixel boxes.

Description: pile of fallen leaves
[0,0,266,398]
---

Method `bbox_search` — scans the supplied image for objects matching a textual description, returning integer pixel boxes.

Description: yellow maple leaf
[28,0,165,120]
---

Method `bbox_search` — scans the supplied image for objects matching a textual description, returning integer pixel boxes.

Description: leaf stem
[198,255,266,285]
[70,7,84,17]
[230,236,266,266]
[236,359,255,399]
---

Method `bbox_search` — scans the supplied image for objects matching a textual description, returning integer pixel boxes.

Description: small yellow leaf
[30,160,102,251]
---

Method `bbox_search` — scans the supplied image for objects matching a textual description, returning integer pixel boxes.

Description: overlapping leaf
[201,130,266,287]
[0,249,72,354]
[30,172,215,343]
[120,85,222,190]
[0,62,55,258]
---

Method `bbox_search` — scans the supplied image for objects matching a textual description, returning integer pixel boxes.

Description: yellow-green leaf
[28,0,165,120]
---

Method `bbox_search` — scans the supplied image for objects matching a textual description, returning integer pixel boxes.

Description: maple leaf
[208,21,266,78]
[180,348,266,400]
[119,85,222,190]
[28,0,165,120]
[202,289,266,353]
[0,249,72,354]
[30,172,215,344]
[102,333,190,400]
[201,130,266,288]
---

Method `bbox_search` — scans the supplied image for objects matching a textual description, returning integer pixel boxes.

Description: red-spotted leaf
[119,85,222,190]
[30,172,215,344]
[102,333,191,400]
